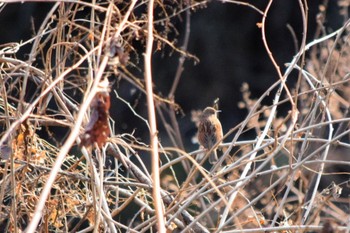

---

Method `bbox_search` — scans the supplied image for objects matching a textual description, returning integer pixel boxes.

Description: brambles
[0,1,350,232]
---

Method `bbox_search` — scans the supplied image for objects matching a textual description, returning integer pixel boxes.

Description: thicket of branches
[0,0,350,232]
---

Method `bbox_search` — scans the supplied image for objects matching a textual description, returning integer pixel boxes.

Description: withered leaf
[80,91,111,148]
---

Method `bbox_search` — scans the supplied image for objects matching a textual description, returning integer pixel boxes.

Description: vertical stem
[144,0,166,232]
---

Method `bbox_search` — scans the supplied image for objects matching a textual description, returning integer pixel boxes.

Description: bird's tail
[209,150,218,164]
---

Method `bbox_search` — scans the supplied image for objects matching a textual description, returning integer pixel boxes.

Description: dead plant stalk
[144,0,166,232]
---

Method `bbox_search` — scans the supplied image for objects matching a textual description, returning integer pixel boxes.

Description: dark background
[2,2,350,230]
[0,0,345,153]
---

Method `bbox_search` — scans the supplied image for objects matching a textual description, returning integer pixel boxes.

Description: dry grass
[0,0,350,232]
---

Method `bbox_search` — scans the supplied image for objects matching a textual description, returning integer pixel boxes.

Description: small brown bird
[197,107,223,164]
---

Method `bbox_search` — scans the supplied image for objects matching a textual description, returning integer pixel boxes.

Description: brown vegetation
[0,1,350,232]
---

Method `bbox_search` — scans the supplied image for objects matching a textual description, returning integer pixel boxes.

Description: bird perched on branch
[197,107,223,164]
